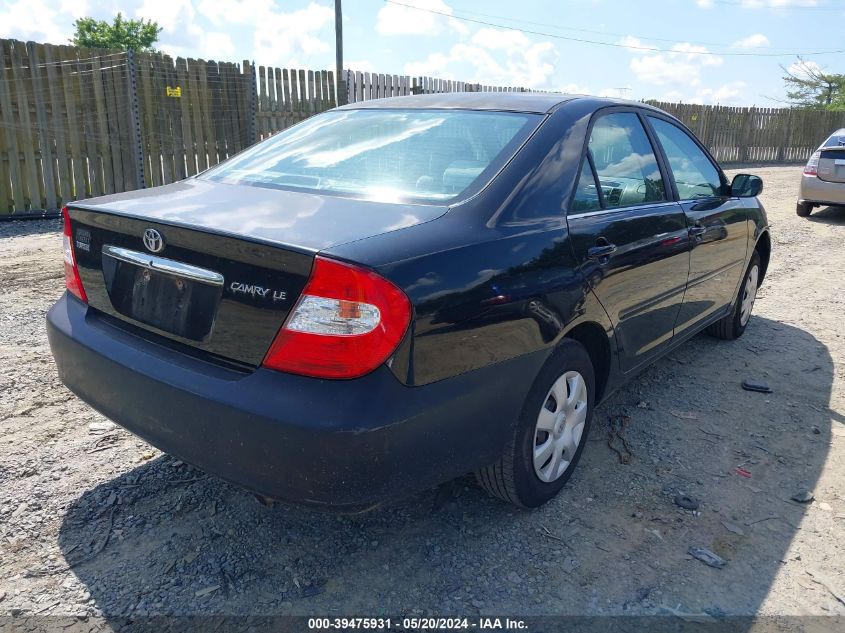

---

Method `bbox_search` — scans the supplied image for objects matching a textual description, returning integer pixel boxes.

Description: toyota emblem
[142,228,164,253]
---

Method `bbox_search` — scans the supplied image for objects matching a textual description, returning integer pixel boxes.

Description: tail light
[62,207,88,303]
[804,151,820,176]
[262,256,411,379]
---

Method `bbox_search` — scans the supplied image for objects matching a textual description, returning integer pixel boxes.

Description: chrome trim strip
[102,245,224,286]
[566,201,680,220]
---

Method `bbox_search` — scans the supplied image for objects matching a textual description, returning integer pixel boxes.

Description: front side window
[588,112,666,208]
[201,109,540,204]
[649,117,723,199]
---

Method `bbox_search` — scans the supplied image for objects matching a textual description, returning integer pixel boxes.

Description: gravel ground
[1,166,844,626]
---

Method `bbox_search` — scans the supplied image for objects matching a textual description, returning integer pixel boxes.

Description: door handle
[587,242,617,260]
[688,224,706,237]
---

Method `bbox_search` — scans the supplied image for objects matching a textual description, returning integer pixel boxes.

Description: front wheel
[706,250,761,340]
[475,340,594,507]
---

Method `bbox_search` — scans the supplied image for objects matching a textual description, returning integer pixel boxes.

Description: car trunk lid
[66,181,444,367]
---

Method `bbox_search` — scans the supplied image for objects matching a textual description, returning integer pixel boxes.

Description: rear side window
[588,113,666,208]
[570,158,601,214]
[648,117,723,199]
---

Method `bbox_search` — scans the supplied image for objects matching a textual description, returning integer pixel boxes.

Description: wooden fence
[651,101,844,165]
[0,39,256,216]
[0,41,139,215]
[135,53,253,187]
[2,36,845,217]
[255,66,335,139]
[343,70,535,103]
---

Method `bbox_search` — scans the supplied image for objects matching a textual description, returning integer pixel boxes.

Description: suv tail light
[262,256,411,379]
[804,151,820,176]
[62,207,88,303]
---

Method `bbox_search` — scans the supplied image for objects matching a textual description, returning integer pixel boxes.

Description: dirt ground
[1,166,844,627]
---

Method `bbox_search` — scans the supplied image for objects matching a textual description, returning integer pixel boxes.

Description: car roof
[334,92,658,115]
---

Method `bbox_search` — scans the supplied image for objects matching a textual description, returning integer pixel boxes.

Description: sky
[0,0,843,106]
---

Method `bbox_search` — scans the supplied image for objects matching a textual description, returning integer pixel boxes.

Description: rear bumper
[47,293,546,509]
[799,174,845,206]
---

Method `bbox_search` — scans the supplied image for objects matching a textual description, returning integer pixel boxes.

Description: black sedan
[48,93,770,510]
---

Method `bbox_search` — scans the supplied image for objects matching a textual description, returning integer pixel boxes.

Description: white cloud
[404,27,557,88]
[698,0,819,8]
[786,59,822,78]
[405,53,450,77]
[0,0,76,44]
[0,0,332,67]
[197,0,273,24]
[598,86,635,99]
[629,42,722,87]
[136,0,196,33]
[60,0,90,15]
[376,0,468,37]
[618,37,750,102]
[740,0,819,7]
[472,27,530,51]
[692,81,748,104]
[617,36,659,52]
[252,2,334,66]
[203,32,236,58]
[135,0,239,60]
[732,33,771,48]
[554,84,634,98]
[656,81,747,104]
[156,0,334,66]
[346,59,376,73]
[556,83,592,95]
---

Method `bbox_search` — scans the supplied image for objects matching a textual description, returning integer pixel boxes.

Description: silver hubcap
[740,264,759,327]
[533,370,588,483]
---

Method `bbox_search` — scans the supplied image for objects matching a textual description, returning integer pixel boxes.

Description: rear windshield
[823,133,845,148]
[200,109,541,203]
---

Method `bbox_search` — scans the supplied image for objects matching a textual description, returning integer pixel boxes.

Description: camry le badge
[142,228,164,253]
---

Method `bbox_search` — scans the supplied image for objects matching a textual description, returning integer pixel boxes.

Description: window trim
[568,151,605,215]
[585,150,606,209]
[565,106,674,218]
[643,113,730,201]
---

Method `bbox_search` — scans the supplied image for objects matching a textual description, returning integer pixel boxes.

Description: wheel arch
[564,321,612,404]
[755,229,771,285]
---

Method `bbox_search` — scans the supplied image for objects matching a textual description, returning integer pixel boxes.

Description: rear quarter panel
[377,225,585,385]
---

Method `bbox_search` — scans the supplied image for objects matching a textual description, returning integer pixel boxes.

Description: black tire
[706,250,761,340]
[796,201,813,217]
[475,339,595,508]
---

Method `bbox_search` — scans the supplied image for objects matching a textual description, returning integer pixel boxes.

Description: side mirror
[731,174,763,198]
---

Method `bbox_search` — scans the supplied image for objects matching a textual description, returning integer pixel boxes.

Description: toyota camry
[48,93,770,509]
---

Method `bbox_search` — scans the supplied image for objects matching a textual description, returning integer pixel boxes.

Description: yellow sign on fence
[166,86,181,98]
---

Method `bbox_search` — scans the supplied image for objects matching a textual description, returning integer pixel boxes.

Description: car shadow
[807,205,845,225]
[57,315,835,626]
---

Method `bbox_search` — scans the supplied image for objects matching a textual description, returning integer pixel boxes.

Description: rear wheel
[796,201,814,217]
[706,250,761,340]
[475,340,594,507]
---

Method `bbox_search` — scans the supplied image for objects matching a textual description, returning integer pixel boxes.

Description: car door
[645,115,748,335]
[567,110,691,374]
